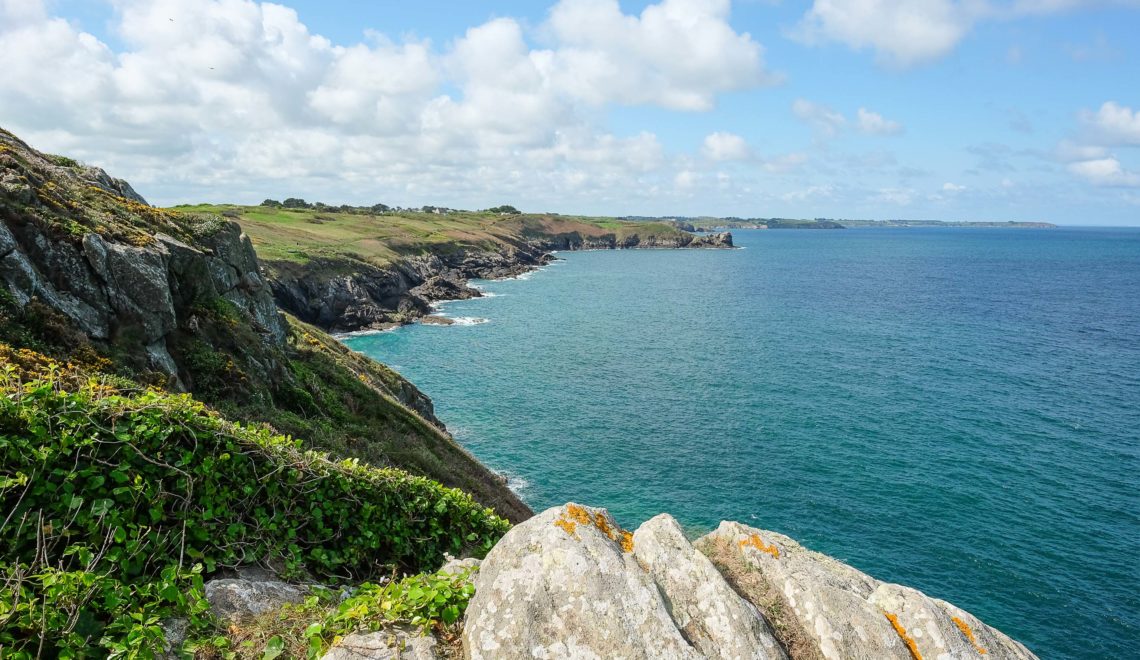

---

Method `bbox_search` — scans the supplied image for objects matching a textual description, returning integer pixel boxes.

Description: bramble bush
[0,364,509,656]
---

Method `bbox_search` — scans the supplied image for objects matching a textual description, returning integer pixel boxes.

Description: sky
[1,1,1139,225]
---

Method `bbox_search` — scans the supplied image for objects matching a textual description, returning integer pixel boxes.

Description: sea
[343,227,1140,659]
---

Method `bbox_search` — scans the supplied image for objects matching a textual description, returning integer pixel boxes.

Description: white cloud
[793,101,901,138]
[792,99,847,137]
[0,0,770,209]
[540,0,775,111]
[1067,158,1140,187]
[942,182,967,192]
[792,0,978,67]
[702,131,751,161]
[1080,101,1140,147]
[856,108,903,135]
[791,0,1140,67]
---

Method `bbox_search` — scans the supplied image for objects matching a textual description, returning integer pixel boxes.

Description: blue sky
[2,0,1139,224]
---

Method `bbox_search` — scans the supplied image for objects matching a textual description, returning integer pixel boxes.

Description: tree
[260,199,283,207]
[487,205,520,215]
[282,198,310,209]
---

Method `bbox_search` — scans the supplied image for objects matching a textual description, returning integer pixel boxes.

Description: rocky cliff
[458,503,1037,660]
[264,228,734,333]
[0,127,530,522]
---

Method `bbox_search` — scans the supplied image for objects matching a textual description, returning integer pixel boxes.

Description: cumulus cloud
[1080,101,1140,147]
[791,0,1140,67]
[702,132,752,161]
[942,182,967,192]
[0,0,771,208]
[541,0,775,111]
[792,0,979,67]
[1067,158,1140,187]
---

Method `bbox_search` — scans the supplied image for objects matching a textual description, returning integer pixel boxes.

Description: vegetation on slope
[0,127,530,522]
[0,347,507,657]
[170,203,694,268]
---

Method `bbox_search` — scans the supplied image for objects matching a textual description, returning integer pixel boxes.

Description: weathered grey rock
[420,315,454,326]
[0,220,16,256]
[203,577,309,624]
[931,597,1037,659]
[159,617,189,659]
[632,514,785,659]
[464,503,699,660]
[76,164,148,205]
[0,242,111,339]
[438,556,481,577]
[84,235,176,343]
[697,521,1037,660]
[700,521,908,660]
[0,169,36,205]
[322,625,438,660]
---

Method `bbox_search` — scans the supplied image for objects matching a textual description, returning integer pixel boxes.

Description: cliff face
[0,127,530,522]
[263,229,734,334]
[459,503,1038,660]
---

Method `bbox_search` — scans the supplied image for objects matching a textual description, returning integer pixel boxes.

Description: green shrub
[217,568,477,658]
[0,371,509,656]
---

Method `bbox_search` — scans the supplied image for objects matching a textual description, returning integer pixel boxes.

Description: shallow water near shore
[345,227,1140,658]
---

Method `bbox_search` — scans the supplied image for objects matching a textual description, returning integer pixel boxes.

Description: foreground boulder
[464,506,1038,660]
[696,521,1037,660]
[463,504,784,659]
[203,568,310,624]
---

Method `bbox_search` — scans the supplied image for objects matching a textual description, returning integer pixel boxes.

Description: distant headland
[623,216,1058,230]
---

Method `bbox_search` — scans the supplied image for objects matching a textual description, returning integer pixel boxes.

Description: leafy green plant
[212,568,477,658]
[0,367,508,656]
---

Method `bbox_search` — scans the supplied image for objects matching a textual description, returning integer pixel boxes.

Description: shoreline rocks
[462,504,1038,660]
[263,231,733,334]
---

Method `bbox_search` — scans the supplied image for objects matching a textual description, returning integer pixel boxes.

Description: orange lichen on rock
[553,505,634,553]
[593,511,620,541]
[620,530,634,553]
[554,517,577,537]
[952,616,988,655]
[566,504,592,526]
[738,534,780,559]
[884,612,923,660]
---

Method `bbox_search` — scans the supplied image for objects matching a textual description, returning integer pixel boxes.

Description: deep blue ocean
[344,227,1140,659]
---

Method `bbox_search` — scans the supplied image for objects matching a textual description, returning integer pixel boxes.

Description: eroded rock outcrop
[463,504,783,660]
[463,506,1037,660]
[696,521,1037,660]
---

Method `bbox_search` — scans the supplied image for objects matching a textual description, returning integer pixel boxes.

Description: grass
[166,205,695,267]
[696,535,823,660]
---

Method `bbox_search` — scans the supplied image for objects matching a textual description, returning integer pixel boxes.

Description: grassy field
[170,205,685,266]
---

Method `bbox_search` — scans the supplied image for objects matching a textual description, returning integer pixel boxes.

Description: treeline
[259,199,521,215]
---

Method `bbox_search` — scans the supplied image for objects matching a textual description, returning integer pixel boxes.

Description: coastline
[267,231,734,335]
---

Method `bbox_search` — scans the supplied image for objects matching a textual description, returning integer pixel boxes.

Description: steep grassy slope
[0,127,529,522]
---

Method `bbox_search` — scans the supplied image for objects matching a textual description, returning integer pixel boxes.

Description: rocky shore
[264,230,734,334]
[199,503,1038,659]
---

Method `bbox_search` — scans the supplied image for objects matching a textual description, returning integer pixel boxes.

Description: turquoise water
[345,228,1140,658]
